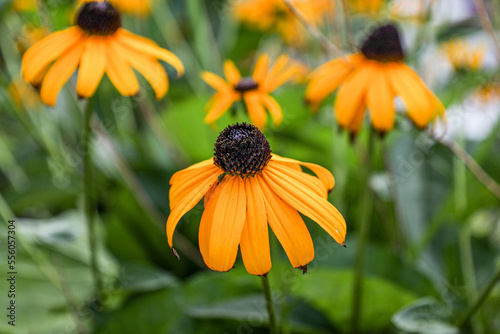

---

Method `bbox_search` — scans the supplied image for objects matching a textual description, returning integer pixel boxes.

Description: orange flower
[167,123,346,276]
[21,1,183,106]
[201,54,303,129]
[305,24,445,137]
[232,0,333,46]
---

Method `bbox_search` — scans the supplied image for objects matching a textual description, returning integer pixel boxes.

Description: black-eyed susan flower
[21,1,183,106]
[167,123,346,276]
[201,54,303,129]
[305,23,445,137]
[232,0,333,46]
[77,0,152,16]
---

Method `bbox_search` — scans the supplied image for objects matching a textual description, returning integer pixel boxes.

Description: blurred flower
[11,0,38,12]
[167,123,346,276]
[21,1,183,106]
[8,79,41,110]
[389,0,430,23]
[305,24,445,137]
[441,39,485,71]
[201,54,303,129]
[77,0,152,16]
[232,0,333,46]
[15,24,49,54]
[349,0,383,15]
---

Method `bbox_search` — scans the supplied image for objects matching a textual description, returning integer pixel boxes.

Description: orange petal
[199,180,222,266]
[271,154,335,192]
[257,174,314,268]
[201,71,233,92]
[260,94,283,126]
[170,164,220,210]
[204,92,239,124]
[244,91,267,129]
[266,161,327,198]
[252,54,269,84]
[240,178,271,276]
[22,27,84,83]
[262,169,346,245]
[206,177,246,272]
[223,60,241,86]
[116,28,184,77]
[166,172,219,247]
[367,66,395,132]
[76,36,106,98]
[106,38,139,96]
[39,41,85,106]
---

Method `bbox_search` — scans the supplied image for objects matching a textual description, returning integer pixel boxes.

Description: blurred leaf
[436,19,482,42]
[392,297,458,334]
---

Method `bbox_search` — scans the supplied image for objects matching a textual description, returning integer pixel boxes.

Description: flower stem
[458,265,500,328]
[350,129,376,334]
[84,98,103,299]
[261,276,278,334]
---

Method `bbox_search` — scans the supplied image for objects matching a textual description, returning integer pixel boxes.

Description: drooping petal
[204,92,240,124]
[199,180,222,266]
[387,63,433,128]
[260,94,283,126]
[170,164,221,209]
[116,28,184,77]
[271,154,335,192]
[252,54,269,84]
[105,38,139,96]
[76,36,106,98]
[207,177,246,272]
[244,91,267,129]
[367,65,395,132]
[223,60,242,86]
[262,169,346,245]
[257,175,314,268]
[334,62,375,129]
[201,71,233,92]
[240,178,271,276]
[166,172,219,247]
[266,161,328,198]
[170,158,215,184]
[39,41,85,106]
[22,27,84,83]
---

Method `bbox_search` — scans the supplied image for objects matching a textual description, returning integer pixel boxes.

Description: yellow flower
[167,123,346,276]
[77,0,152,16]
[21,1,183,106]
[442,39,485,71]
[232,0,333,46]
[201,54,303,129]
[305,23,445,136]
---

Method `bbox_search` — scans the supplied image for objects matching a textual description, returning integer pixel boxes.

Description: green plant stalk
[261,276,278,334]
[458,266,500,328]
[350,130,376,334]
[83,98,103,298]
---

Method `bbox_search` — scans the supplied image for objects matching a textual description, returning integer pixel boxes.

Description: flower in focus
[201,54,303,129]
[167,123,346,276]
[21,1,183,106]
[77,0,152,16]
[442,39,485,71]
[232,0,333,46]
[305,23,445,137]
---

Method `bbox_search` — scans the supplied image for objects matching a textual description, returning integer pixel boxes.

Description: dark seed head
[361,24,404,62]
[234,77,259,92]
[76,1,121,36]
[214,123,272,177]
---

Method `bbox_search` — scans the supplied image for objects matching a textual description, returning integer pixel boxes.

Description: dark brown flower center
[76,1,121,36]
[214,123,271,177]
[361,24,404,62]
[234,77,259,92]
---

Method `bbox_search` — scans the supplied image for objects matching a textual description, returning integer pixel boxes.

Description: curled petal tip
[296,265,308,274]
[342,243,347,248]
[171,248,180,260]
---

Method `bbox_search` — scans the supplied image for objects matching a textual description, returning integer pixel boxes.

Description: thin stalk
[261,276,278,334]
[458,266,500,328]
[339,0,355,51]
[83,98,103,299]
[350,129,376,334]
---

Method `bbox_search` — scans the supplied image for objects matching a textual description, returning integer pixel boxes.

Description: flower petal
[106,38,139,96]
[262,169,346,245]
[260,94,283,126]
[252,54,269,84]
[22,26,84,83]
[244,91,267,129]
[240,178,271,276]
[201,71,233,92]
[76,36,106,98]
[199,180,222,266]
[223,60,241,86]
[266,161,327,198]
[367,66,395,132]
[166,172,219,247]
[116,28,184,77]
[39,41,85,106]
[204,92,239,124]
[257,174,314,268]
[207,177,246,272]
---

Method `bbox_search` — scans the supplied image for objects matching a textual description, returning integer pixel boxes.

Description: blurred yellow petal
[367,66,395,132]
[223,60,242,86]
[76,36,106,98]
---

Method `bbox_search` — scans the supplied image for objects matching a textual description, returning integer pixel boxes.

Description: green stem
[83,98,103,299]
[458,265,500,328]
[261,276,278,334]
[350,130,376,334]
